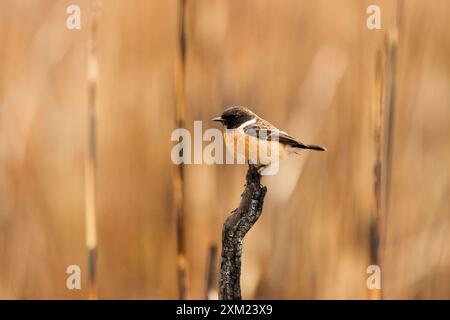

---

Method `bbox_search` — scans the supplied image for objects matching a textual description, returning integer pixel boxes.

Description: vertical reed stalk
[371,48,385,300]
[173,0,188,300]
[370,0,401,300]
[85,0,101,300]
[204,244,218,300]
[384,0,401,213]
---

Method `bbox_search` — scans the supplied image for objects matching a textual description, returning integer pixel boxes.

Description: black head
[212,106,254,129]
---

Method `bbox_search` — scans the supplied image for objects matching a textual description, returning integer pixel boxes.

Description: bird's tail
[295,143,327,151]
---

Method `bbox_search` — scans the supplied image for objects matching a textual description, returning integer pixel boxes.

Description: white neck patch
[237,117,256,129]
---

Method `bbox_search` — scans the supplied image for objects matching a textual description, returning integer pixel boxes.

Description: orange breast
[224,129,285,165]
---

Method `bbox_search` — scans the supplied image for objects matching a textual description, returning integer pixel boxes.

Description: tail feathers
[295,143,327,151]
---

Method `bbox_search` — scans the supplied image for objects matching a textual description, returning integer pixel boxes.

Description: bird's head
[212,106,254,129]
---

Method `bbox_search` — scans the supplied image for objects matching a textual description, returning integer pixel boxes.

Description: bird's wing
[243,120,309,148]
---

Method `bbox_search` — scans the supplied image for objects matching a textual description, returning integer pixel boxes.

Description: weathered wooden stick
[219,165,267,300]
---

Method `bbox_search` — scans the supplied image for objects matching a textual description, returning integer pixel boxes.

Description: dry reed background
[0,0,449,299]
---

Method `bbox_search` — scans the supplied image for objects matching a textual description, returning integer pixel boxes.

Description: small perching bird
[213,106,326,172]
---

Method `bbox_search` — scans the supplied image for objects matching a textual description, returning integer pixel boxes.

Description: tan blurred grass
[0,0,449,299]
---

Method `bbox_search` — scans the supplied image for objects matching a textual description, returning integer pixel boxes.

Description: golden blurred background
[0,0,449,299]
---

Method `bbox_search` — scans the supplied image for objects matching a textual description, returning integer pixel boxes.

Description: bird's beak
[212,116,224,123]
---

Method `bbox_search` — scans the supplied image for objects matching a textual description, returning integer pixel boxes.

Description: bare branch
[219,165,267,300]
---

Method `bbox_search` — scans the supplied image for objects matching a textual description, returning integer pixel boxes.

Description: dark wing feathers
[243,125,307,147]
[243,120,326,151]
[277,132,311,148]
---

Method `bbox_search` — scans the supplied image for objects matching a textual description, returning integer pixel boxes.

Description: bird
[212,106,326,171]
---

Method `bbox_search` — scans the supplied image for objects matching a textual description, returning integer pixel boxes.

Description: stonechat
[213,106,326,170]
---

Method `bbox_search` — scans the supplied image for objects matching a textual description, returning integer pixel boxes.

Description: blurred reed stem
[173,0,188,300]
[371,48,385,300]
[370,0,401,300]
[85,0,101,300]
[204,244,218,300]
